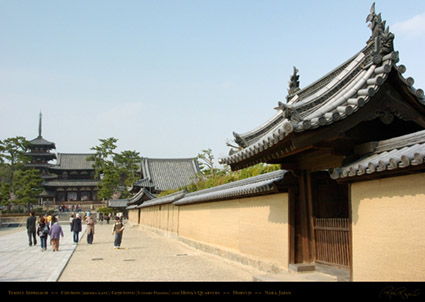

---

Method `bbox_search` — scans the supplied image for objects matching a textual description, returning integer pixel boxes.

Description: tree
[197,148,218,178]
[97,161,121,200]
[87,138,119,200]
[87,137,118,180]
[114,150,141,198]
[0,182,10,206]
[0,137,31,204]
[87,138,141,200]
[12,168,43,212]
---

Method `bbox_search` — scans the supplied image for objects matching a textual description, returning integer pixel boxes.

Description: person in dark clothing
[71,214,82,244]
[37,217,49,251]
[26,211,37,246]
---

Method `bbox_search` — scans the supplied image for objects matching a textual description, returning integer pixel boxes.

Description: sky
[1,0,425,167]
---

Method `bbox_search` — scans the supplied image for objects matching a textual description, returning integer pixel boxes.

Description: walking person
[49,217,64,251]
[71,213,82,244]
[85,213,95,244]
[37,217,49,251]
[69,214,74,231]
[26,211,37,247]
[112,216,125,249]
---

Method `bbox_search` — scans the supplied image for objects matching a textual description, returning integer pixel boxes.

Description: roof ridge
[355,129,425,155]
[141,157,198,161]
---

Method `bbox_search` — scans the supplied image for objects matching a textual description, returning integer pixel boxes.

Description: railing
[314,218,351,268]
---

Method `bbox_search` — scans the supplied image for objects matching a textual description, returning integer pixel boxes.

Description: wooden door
[311,172,351,269]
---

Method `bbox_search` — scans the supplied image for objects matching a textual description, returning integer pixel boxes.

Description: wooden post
[306,171,316,263]
[288,186,296,264]
[298,171,312,263]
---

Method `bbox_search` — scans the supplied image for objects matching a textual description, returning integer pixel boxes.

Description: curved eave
[29,136,56,148]
[220,50,425,170]
[127,188,156,205]
[330,130,425,180]
[48,167,94,171]
[174,170,286,206]
[43,180,99,187]
[134,191,185,209]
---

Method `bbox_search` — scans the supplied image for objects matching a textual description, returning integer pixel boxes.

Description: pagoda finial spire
[38,112,42,138]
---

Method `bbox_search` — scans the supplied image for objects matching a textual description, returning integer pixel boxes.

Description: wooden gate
[314,218,351,268]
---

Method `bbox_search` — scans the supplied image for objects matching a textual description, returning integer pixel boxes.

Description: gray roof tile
[330,130,425,179]
[174,170,286,205]
[51,153,95,170]
[134,157,200,192]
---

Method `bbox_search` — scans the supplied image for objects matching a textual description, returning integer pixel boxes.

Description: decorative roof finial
[287,66,300,97]
[38,112,42,138]
[366,2,394,55]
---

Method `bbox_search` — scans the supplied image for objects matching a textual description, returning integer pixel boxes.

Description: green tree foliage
[11,168,43,211]
[87,137,118,180]
[197,148,219,178]
[0,182,10,205]
[87,138,141,200]
[186,163,281,193]
[114,150,141,195]
[0,137,32,205]
[158,149,281,197]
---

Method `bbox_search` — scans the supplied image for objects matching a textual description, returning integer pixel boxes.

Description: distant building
[131,157,200,194]
[25,113,99,204]
[26,114,200,206]
[113,157,200,211]
[43,153,99,203]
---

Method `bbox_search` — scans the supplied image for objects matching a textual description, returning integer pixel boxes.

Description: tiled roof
[329,130,425,179]
[174,170,286,205]
[126,170,286,210]
[134,157,200,192]
[43,179,99,187]
[29,136,56,148]
[108,199,129,208]
[50,153,95,170]
[219,4,425,169]
[126,188,156,209]
[136,191,186,209]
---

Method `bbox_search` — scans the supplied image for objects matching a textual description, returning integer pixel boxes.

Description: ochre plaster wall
[351,173,425,281]
[128,208,139,224]
[133,204,179,234]
[178,193,289,270]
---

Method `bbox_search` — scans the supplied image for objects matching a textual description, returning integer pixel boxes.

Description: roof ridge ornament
[366,3,394,56]
[274,101,302,123]
[287,66,300,98]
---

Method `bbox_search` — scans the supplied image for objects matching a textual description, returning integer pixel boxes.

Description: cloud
[392,12,425,39]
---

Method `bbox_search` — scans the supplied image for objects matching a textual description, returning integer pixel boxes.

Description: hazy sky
[1,0,425,166]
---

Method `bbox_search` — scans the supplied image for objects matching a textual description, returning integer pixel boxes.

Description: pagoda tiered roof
[28,136,56,148]
[219,4,425,171]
